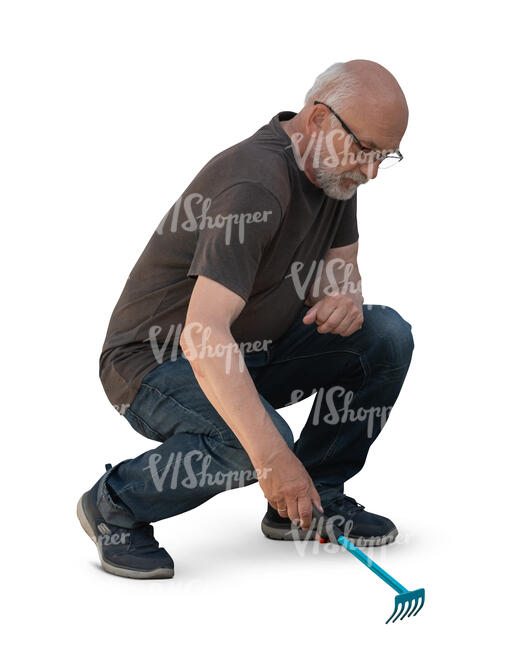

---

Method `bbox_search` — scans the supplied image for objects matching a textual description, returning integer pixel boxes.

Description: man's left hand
[302,292,364,336]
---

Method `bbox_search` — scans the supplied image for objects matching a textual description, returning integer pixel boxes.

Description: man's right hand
[256,445,323,529]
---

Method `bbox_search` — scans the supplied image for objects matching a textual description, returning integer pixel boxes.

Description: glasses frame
[313,100,403,168]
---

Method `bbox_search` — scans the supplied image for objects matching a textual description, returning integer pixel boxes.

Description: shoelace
[326,494,366,516]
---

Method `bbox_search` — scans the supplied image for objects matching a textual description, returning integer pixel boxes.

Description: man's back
[99,111,358,410]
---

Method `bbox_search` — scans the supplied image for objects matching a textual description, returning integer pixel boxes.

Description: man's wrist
[249,436,291,470]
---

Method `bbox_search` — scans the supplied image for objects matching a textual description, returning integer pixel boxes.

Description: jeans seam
[357,352,370,391]
[101,469,132,514]
[266,348,363,367]
[113,435,235,500]
[127,407,166,442]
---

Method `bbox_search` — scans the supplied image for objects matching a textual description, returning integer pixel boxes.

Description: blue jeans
[97,304,414,528]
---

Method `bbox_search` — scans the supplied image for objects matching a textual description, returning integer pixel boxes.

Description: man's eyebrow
[359,137,399,153]
[358,137,381,150]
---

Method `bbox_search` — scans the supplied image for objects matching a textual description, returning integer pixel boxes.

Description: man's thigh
[124,353,294,450]
[253,303,414,409]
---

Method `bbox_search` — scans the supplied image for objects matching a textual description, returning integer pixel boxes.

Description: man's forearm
[180,326,288,468]
[305,256,363,306]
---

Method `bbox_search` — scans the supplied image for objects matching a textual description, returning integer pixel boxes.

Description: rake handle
[336,534,408,595]
[312,506,408,595]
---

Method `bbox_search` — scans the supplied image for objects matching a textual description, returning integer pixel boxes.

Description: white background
[2,1,515,647]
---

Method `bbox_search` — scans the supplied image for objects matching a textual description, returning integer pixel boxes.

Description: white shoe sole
[261,518,398,547]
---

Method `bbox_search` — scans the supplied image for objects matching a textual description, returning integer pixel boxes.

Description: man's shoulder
[193,126,293,214]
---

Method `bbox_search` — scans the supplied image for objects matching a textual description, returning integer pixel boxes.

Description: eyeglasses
[313,100,403,169]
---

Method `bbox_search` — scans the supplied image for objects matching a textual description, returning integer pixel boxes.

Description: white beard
[314,167,367,201]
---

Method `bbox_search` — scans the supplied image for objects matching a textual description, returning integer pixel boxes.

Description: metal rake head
[386,588,425,623]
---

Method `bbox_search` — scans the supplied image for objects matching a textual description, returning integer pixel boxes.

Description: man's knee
[269,412,295,451]
[366,305,414,368]
[384,306,414,366]
[259,395,295,450]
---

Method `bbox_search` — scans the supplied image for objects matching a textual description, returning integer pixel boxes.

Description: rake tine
[411,593,425,617]
[386,602,401,624]
[404,597,420,619]
[399,599,415,621]
[391,600,407,623]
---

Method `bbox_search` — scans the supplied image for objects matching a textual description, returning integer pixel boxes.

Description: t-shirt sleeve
[187,182,283,302]
[330,192,359,248]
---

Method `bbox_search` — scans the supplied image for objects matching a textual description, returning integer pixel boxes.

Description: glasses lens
[378,155,402,170]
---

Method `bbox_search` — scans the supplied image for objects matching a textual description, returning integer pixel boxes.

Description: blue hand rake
[312,506,425,623]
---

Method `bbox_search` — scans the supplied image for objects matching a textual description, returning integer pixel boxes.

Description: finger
[312,307,337,334]
[340,313,364,337]
[335,313,357,335]
[311,488,324,514]
[267,498,278,511]
[302,305,318,324]
[276,501,289,518]
[297,495,314,530]
[305,301,336,329]
[315,303,338,328]
[286,496,300,527]
[336,308,362,334]
[318,305,350,333]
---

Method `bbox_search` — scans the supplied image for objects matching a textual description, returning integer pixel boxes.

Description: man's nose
[359,160,380,180]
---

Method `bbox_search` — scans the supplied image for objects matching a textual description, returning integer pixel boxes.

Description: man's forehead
[355,117,404,151]
[353,131,399,152]
[348,116,401,150]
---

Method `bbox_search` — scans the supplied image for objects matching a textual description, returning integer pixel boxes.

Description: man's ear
[306,104,326,135]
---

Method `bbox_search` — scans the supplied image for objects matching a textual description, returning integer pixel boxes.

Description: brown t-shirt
[99,111,359,411]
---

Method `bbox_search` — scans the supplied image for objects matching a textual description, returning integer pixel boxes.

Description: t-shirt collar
[269,111,323,193]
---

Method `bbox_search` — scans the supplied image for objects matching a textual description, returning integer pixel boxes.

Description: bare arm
[180,275,323,527]
[304,241,363,307]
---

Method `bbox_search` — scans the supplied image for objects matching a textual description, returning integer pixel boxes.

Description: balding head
[304,59,408,147]
[281,60,408,199]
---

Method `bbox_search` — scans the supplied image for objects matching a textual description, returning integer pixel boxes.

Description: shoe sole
[77,494,174,579]
[261,519,398,547]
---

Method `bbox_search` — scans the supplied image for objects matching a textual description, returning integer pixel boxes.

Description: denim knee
[382,307,414,367]
[367,306,414,369]
[268,410,295,451]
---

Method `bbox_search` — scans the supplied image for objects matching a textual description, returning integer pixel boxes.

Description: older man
[78,59,414,579]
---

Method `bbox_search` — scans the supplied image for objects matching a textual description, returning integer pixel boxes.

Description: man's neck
[279,114,298,138]
[279,114,318,186]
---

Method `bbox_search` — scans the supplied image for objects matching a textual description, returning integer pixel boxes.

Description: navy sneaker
[77,474,174,579]
[261,494,398,547]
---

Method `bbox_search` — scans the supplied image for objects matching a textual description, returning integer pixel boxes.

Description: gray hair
[304,63,362,128]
